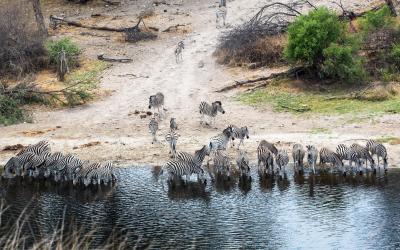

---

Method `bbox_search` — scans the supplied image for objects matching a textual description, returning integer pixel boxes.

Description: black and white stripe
[292,144,305,174]
[149,117,159,144]
[55,154,83,182]
[199,101,225,125]
[350,143,375,172]
[366,140,388,171]
[148,92,165,116]
[257,141,274,176]
[276,150,289,177]
[175,41,184,63]
[236,150,250,176]
[336,144,362,173]
[319,147,344,173]
[229,125,249,149]
[258,140,278,155]
[3,152,36,178]
[170,118,178,131]
[306,145,318,174]
[17,140,50,156]
[165,131,179,157]
[209,126,233,151]
[211,150,231,178]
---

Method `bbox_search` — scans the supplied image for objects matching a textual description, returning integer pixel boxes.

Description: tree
[31,0,47,36]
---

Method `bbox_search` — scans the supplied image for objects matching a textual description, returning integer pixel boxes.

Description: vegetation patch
[46,38,81,68]
[310,127,331,134]
[236,80,400,115]
[376,136,400,145]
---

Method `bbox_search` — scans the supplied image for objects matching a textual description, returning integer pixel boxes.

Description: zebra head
[178,41,184,49]
[213,101,225,114]
[148,95,156,109]
[383,157,388,170]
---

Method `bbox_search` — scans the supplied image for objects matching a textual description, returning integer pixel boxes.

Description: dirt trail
[1,0,399,167]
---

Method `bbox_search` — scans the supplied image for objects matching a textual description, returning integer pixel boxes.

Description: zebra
[292,144,305,174]
[216,5,227,28]
[54,154,83,182]
[350,143,375,173]
[176,145,210,168]
[209,126,234,151]
[199,101,225,126]
[336,144,362,174]
[3,152,36,178]
[148,92,165,117]
[211,150,231,179]
[319,147,344,173]
[165,131,179,158]
[366,140,388,171]
[23,152,51,177]
[229,125,250,149]
[161,159,206,184]
[57,48,69,82]
[276,150,289,178]
[170,118,178,131]
[74,162,101,186]
[306,145,318,174]
[236,150,250,177]
[17,140,50,156]
[84,161,115,186]
[175,41,184,63]
[149,117,159,144]
[258,140,278,155]
[257,142,274,176]
[43,152,66,179]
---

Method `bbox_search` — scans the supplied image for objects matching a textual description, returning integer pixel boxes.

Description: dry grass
[214,35,287,68]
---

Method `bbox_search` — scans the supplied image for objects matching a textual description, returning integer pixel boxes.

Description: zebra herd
[2,141,116,187]
[148,92,389,185]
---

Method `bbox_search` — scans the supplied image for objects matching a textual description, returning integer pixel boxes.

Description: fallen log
[162,23,190,32]
[216,66,303,92]
[97,54,132,63]
[50,15,126,32]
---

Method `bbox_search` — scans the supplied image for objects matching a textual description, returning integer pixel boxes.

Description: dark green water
[0,167,399,249]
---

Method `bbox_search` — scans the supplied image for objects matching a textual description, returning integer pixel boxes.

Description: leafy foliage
[284,8,343,67]
[46,38,81,67]
[360,6,394,31]
[321,43,366,83]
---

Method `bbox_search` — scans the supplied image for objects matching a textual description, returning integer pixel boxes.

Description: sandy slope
[0,0,398,167]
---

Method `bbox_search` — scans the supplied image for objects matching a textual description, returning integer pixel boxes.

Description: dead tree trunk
[385,0,397,17]
[31,0,47,36]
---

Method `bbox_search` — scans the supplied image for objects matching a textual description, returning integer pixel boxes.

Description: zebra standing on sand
[149,117,159,144]
[170,118,178,131]
[216,4,227,28]
[165,131,179,158]
[319,147,344,174]
[292,144,305,174]
[175,41,184,63]
[209,126,234,151]
[229,125,250,149]
[306,145,318,174]
[199,101,225,126]
[148,92,165,117]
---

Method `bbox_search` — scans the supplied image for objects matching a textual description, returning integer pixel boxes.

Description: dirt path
[1,0,399,167]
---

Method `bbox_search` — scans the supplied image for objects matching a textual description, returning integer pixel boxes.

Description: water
[1,167,400,249]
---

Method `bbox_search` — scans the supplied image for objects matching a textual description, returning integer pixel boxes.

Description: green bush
[45,38,81,67]
[390,43,400,67]
[360,6,394,31]
[321,43,366,83]
[284,7,343,67]
[0,95,25,125]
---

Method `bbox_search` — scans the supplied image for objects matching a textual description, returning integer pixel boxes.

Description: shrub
[390,43,400,67]
[284,7,343,68]
[360,6,394,31]
[0,95,25,125]
[321,43,367,83]
[0,1,47,78]
[46,38,81,68]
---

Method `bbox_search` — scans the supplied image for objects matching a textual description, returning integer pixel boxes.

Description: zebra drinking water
[211,150,231,179]
[199,101,225,126]
[3,152,36,178]
[319,147,344,174]
[336,144,362,174]
[257,142,274,176]
[366,140,388,171]
[292,144,305,175]
[175,41,184,63]
[229,125,250,149]
[236,150,250,177]
[276,150,289,178]
[148,92,165,117]
[350,143,375,173]
[306,145,318,174]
